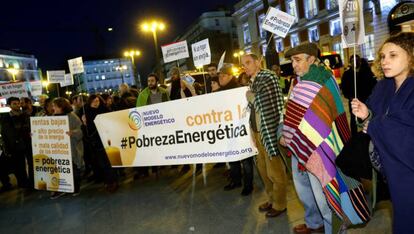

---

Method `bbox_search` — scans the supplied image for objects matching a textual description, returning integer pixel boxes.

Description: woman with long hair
[351,32,414,233]
[50,97,83,199]
[82,94,118,192]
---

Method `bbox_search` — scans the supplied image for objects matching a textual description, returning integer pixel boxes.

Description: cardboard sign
[217,51,226,71]
[29,80,43,97]
[31,116,74,192]
[94,87,257,167]
[192,39,211,67]
[68,57,84,74]
[161,40,190,63]
[261,7,296,38]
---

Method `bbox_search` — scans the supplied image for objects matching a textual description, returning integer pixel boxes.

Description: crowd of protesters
[0,32,412,233]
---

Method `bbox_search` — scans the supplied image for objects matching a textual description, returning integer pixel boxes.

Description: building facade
[233,0,413,67]
[83,58,135,93]
[162,10,239,77]
[0,49,40,82]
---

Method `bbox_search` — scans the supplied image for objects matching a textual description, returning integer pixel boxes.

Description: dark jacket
[1,112,31,155]
[340,66,377,102]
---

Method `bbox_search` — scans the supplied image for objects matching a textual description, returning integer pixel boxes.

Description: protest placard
[31,116,74,192]
[29,80,43,96]
[94,87,257,167]
[261,7,295,38]
[60,74,74,87]
[161,40,190,63]
[68,57,84,74]
[191,39,211,67]
[339,0,365,48]
[47,70,66,83]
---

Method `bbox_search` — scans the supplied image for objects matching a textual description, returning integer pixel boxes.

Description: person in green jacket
[136,73,169,107]
[134,73,169,179]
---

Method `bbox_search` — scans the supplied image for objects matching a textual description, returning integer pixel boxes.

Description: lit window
[361,34,375,61]
[286,0,298,22]
[243,23,251,44]
[308,26,319,42]
[326,0,339,10]
[290,33,300,47]
[101,75,106,80]
[258,14,267,39]
[333,42,344,62]
[330,18,342,36]
[95,75,99,80]
[305,0,318,19]
[275,38,284,52]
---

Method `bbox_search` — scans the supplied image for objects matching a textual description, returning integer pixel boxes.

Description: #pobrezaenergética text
[121,124,248,149]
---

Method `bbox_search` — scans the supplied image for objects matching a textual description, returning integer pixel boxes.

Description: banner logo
[128,111,143,131]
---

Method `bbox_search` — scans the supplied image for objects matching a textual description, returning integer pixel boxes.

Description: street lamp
[42,81,50,94]
[124,50,141,86]
[7,68,18,82]
[233,50,245,65]
[116,65,128,83]
[141,20,165,83]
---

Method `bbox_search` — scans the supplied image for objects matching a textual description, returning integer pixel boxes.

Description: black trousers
[229,157,254,189]
[0,155,12,187]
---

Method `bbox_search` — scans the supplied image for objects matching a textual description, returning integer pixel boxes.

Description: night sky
[0,0,240,76]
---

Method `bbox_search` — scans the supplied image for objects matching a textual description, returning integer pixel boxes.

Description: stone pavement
[0,164,392,234]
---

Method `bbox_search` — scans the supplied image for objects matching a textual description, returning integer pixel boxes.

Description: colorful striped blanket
[282,65,371,225]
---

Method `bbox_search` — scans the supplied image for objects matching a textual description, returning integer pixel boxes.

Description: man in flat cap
[280,43,370,233]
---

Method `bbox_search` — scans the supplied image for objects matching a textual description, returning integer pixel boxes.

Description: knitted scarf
[283,65,371,225]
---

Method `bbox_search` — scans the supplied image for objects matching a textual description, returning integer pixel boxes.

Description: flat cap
[285,42,319,58]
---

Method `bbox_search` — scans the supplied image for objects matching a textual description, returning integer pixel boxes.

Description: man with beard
[135,73,169,179]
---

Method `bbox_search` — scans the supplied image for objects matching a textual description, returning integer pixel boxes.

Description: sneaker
[50,192,66,200]
[72,192,81,197]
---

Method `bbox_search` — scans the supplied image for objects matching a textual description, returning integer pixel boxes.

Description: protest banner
[47,70,66,83]
[94,87,257,167]
[161,40,190,63]
[60,74,74,87]
[0,82,29,99]
[191,39,211,67]
[68,57,84,74]
[31,116,74,192]
[261,7,295,38]
[339,0,365,48]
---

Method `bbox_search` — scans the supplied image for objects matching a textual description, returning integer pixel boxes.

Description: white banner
[94,87,257,167]
[0,82,29,99]
[60,74,74,87]
[47,70,66,84]
[161,40,190,63]
[192,39,211,67]
[31,116,74,192]
[68,57,84,74]
[29,80,43,97]
[261,7,295,38]
[339,0,365,48]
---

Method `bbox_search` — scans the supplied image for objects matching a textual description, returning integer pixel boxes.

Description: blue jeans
[292,156,332,234]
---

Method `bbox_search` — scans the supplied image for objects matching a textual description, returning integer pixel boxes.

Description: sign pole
[201,67,207,94]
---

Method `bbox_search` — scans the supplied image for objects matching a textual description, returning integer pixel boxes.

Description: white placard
[161,40,190,63]
[261,7,295,38]
[339,0,365,48]
[31,116,74,192]
[191,39,211,67]
[47,70,66,84]
[29,80,43,97]
[60,74,74,87]
[0,82,29,99]
[68,57,84,74]
[94,87,257,167]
